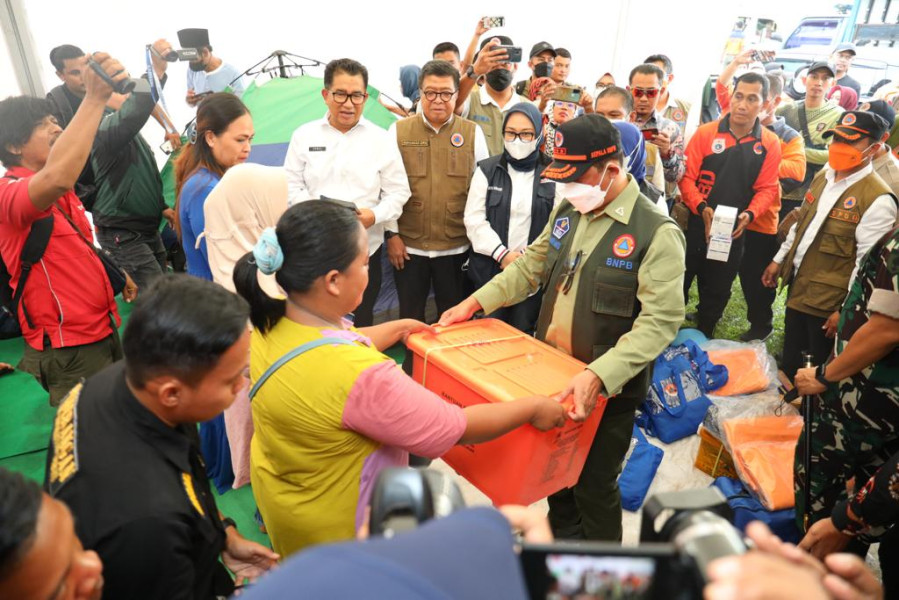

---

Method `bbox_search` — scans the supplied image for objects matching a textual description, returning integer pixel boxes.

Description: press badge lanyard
[145,46,176,135]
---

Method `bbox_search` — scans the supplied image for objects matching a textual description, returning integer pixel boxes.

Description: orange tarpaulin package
[706,345,771,396]
[406,319,606,506]
[722,415,803,510]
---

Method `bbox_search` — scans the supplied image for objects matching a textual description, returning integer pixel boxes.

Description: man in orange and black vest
[763,111,898,380]
[737,71,807,342]
[679,72,781,337]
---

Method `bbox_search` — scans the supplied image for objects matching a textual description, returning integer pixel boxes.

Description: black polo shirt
[44,361,233,600]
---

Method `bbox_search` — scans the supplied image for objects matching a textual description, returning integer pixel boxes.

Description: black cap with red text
[542,115,621,182]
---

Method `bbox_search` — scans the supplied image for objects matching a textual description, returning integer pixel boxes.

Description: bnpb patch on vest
[612,234,636,258]
[843,196,857,209]
[829,208,860,223]
[753,142,764,155]
[451,133,465,147]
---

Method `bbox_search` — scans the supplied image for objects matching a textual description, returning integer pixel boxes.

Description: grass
[684,277,787,357]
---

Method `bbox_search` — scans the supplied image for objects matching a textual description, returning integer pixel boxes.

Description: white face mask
[559,164,616,214]
[504,138,539,160]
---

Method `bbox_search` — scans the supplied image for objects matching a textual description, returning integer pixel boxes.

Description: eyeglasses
[330,90,368,105]
[557,250,584,294]
[422,90,457,102]
[631,87,661,99]
[503,130,537,142]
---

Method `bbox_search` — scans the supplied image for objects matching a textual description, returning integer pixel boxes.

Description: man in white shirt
[388,60,489,329]
[763,111,898,380]
[284,58,411,326]
[177,28,245,104]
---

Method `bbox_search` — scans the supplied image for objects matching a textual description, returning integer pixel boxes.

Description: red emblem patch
[612,234,636,258]
[450,133,464,147]
[753,141,764,155]
[554,130,564,148]
[842,113,857,126]
[805,191,815,204]
[843,196,857,209]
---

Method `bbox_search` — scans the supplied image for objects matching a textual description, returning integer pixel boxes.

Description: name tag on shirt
[401,140,429,147]
[308,146,327,152]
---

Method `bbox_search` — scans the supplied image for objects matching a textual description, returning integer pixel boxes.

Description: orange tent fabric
[722,416,803,510]
[707,348,770,396]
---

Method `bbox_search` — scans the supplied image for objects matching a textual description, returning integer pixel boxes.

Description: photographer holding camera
[0,51,137,406]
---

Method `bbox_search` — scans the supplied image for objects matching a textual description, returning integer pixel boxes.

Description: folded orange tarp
[722,415,803,510]
[707,348,770,396]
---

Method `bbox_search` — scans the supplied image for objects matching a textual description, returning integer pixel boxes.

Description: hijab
[503,102,545,172]
[399,65,422,104]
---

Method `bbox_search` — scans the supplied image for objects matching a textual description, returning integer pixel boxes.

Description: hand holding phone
[496,45,522,63]
[641,127,660,141]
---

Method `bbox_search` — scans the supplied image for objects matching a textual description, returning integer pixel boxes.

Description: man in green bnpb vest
[763,111,898,381]
[439,114,686,541]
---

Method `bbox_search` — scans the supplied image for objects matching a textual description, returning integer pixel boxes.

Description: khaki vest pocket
[818,232,854,258]
[399,146,428,178]
[592,267,638,317]
[803,279,848,312]
[399,199,425,240]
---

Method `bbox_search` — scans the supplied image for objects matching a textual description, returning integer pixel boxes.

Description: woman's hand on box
[528,396,568,431]
[399,319,437,344]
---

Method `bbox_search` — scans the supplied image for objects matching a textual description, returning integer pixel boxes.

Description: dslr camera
[370,468,746,599]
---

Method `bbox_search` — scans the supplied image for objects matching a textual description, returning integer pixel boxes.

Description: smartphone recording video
[482,16,505,29]
[520,543,683,600]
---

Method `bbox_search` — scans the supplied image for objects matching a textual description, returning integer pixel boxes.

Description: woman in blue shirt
[174,92,253,492]
[176,93,254,281]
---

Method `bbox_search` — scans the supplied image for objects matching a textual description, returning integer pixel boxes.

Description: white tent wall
[8,0,831,136]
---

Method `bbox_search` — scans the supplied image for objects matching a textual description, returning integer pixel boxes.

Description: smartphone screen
[482,16,505,28]
[641,128,659,141]
[519,542,687,600]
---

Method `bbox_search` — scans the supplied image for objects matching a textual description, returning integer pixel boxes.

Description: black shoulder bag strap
[52,202,127,296]
[797,105,822,150]
[2,176,55,329]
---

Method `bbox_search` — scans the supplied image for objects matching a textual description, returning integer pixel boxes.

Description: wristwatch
[221,516,237,531]
[815,364,830,386]
[385,231,398,239]
[465,65,476,79]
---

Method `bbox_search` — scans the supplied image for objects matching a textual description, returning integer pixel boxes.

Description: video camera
[150,45,199,63]
[370,468,746,599]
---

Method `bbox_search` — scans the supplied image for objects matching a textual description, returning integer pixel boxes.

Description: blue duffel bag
[712,476,801,544]
[618,425,665,512]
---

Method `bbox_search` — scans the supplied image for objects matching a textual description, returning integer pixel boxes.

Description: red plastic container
[406,319,606,506]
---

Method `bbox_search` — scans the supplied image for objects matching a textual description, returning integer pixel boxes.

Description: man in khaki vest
[763,111,898,380]
[387,60,488,324]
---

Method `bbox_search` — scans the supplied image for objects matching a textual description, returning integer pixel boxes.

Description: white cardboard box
[706,205,738,262]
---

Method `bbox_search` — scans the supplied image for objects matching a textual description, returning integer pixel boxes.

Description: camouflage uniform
[794,225,899,540]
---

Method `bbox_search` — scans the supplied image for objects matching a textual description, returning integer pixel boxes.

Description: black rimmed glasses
[422,90,457,102]
[330,90,368,105]
[503,130,537,142]
[557,250,584,294]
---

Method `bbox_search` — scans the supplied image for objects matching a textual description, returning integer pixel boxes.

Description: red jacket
[0,167,119,350]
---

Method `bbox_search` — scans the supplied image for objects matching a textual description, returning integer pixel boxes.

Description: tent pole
[0,0,44,97]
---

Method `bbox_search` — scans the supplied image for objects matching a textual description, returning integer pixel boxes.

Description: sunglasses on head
[631,87,660,99]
